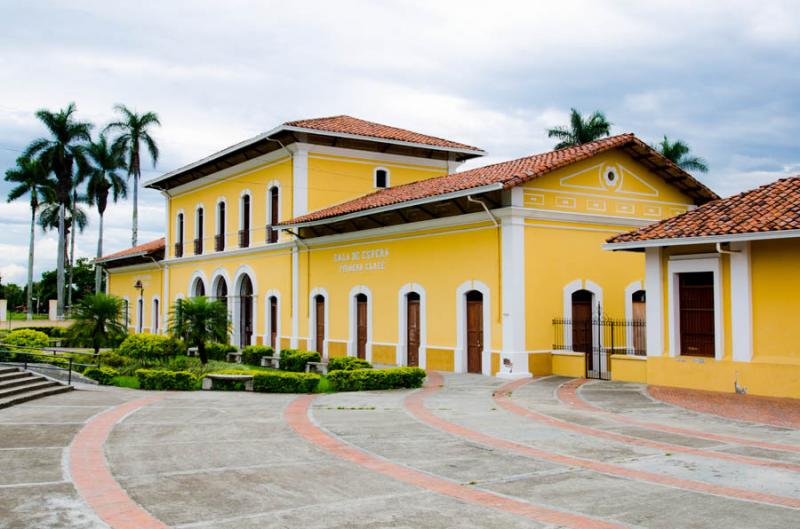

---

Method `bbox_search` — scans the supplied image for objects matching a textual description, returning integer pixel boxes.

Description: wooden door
[571,291,593,370]
[406,295,420,367]
[632,291,646,355]
[679,272,715,357]
[269,297,278,349]
[466,292,483,374]
[356,295,367,359]
[239,277,253,348]
[315,296,325,354]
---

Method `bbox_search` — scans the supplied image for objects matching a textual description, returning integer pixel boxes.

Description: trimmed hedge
[205,342,237,361]
[11,326,67,338]
[242,345,274,366]
[135,369,197,390]
[83,366,119,385]
[327,356,372,372]
[118,334,184,359]
[328,367,426,392]
[252,371,320,393]
[279,349,321,372]
[3,329,49,348]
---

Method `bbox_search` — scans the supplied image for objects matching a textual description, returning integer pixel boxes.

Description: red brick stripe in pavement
[407,373,800,510]
[560,379,800,454]
[69,395,168,529]
[284,393,630,529]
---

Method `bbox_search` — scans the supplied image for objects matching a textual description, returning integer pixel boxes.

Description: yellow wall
[107,266,163,334]
[552,352,585,377]
[610,354,647,383]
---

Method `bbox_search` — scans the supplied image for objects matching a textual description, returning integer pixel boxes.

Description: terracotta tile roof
[608,176,800,245]
[97,238,165,263]
[284,115,484,153]
[281,133,717,226]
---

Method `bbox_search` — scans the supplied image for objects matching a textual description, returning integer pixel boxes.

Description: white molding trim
[605,228,800,251]
[122,296,130,329]
[374,166,390,188]
[348,285,373,361]
[162,263,170,332]
[308,288,329,357]
[561,279,603,349]
[624,280,644,350]
[136,295,144,334]
[266,179,282,227]
[455,280,492,376]
[397,283,427,368]
[151,296,161,335]
[309,152,446,172]
[189,270,208,297]
[239,189,253,235]
[292,145,309,218]
[264,289,281,351]
[163,192,171,251]
[215,197,227,249]
[498,215,528,378]
[233,265,258,348]
[210,268,232,319]
[174,209,185,256]
[645,248,663,357]
[667,256,723,360]
[729,242,752,362]
[193,203,205,240]
[291,246,299,349]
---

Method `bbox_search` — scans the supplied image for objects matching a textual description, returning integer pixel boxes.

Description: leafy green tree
[24,103,92,318]
[85,134,127,292]
[655,136,709,173]
[4,156,55,319]
[68,293,127,354]
[169,297,229,365]
[105,105,160,247]
[547,108,612,149]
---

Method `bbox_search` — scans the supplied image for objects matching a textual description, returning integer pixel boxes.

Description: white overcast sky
[1,1,799,284]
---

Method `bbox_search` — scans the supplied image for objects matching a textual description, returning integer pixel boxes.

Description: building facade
[99,116,715,379]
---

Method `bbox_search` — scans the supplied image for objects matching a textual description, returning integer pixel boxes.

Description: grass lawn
[8,312,48,320]
[111,375,140,389]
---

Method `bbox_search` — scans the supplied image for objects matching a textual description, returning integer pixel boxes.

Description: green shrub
[205,342,237,361]
[83,366,119,385]
[241,345,274,366]
[12,326,66,338]
[328,367,426,392]
[4,329,50,348]
[135,369,197,390]
[252,371,320,393]
[118,334,184,359]
[99,351,129,368]
[328,356,372,372]
[279,349,321,372]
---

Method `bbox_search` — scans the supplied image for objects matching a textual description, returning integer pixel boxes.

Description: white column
[290,245,299,348]
[497,214,530,379]
[0,299,7,321]
[730,242,753,362]
[162,263,170,333]
[292,145,309,218]
[645,247,663,357]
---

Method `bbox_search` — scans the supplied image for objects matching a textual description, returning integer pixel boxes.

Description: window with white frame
[374,167,389,188]
[668,257,722,359]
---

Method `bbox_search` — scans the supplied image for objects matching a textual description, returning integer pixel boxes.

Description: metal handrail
[0,343,101,386]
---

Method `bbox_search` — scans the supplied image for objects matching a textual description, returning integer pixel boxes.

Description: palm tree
[85,135,127,292]
[547,108,612,149]
[655,136,709,173]
[105,105,160,247]
[24,103,92,318]
[39,198,89,302]
[4,156,55,320]
[169,297,229,365]
[68,293,127,354]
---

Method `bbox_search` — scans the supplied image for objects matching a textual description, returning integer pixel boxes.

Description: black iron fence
[0,343,101,385]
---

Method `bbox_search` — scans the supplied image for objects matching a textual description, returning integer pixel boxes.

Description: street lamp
[134,280,144,333]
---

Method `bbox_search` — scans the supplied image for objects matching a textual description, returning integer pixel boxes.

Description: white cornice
[161,241,295,265]
[604,229,800,251]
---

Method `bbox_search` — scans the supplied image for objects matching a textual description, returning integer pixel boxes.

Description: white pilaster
[497,214,530,379]
[292,145,309,218]
[644,247,663,357]
[291,245,299,348]
[730,242,753,362]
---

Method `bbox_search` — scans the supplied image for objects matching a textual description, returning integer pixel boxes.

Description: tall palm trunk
[26,205,36,320]
[67,197,77,309]
[95,211,104,293]
[131,172,138,246]
[56,203,66,319]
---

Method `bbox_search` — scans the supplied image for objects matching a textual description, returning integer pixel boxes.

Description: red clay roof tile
[97,238,165,263]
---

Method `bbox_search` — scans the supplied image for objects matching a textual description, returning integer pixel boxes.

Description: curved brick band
[407,373,800,510]
[69,396,168,529]
[285,392,629,529]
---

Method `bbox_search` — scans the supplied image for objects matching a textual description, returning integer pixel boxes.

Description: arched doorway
[571,289,594,370]
[314,295,325,354]
[405,292,421,367]
[238,275,253,348]
[465,290,483,374]
[192,277,206,297]
[215,278,228,306]
[631,290,646,355]
[268,295,279,349]
[355,293,368,359]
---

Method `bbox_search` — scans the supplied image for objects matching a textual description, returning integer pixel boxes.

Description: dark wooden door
[239,277,253,348]
[356,295,367,359]
[315,296,325,354]
[679,272,715,357]
[406,296,420,367]
[571,294,593,370]
[269,297,278,349]
[466,295,483,374]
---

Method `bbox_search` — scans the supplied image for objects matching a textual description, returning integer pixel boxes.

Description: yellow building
[98,115,716,380]
[606,176,800,398]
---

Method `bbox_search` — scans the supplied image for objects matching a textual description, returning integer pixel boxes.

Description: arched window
[216,201,226,251]
[122,299,129,328]
[374,167,389,188]
[215,278,228,306]
[267,186,279,243]
[175,212,184,257]
[136,297,144,333]
[192,277,206,297]
[239,193,251,248]
[238,275,254,348]
[152,298,160,334]
[195,207,204,255]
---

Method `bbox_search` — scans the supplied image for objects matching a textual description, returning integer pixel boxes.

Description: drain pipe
[467,195,498,227]
[715,242,740,254]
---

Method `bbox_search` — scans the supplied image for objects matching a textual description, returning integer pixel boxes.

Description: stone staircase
[0,366,73,409]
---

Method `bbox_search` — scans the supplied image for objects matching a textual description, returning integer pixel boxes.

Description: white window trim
[194,203,205,240]
[239,189,253,234]
[122,296,130,329]
[175,209,185,255]
[151,296,161,334]
[264,290,281,351]
[232,265,258,348]
[210,268,232,320]
[729,242,752,362]
[397,283,427,368]
[374,166,390,188]
[455,280,491,376]
[189,270,208,298]
[561,279,603,349]
[348,285,373,361]
[215,197,227,249]
[667,256,723,360]
[624,280,644,352]
[136,296,144,334]
[266,181,281,244]
[308,288,329,357]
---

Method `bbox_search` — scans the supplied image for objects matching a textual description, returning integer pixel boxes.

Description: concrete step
[0,379,59,400]
[0,374,40,390]
[0,384,73,410]
[0,366,21,375]
[0,371,33,383]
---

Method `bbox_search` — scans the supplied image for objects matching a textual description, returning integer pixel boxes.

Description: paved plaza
[1,373,799,529]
